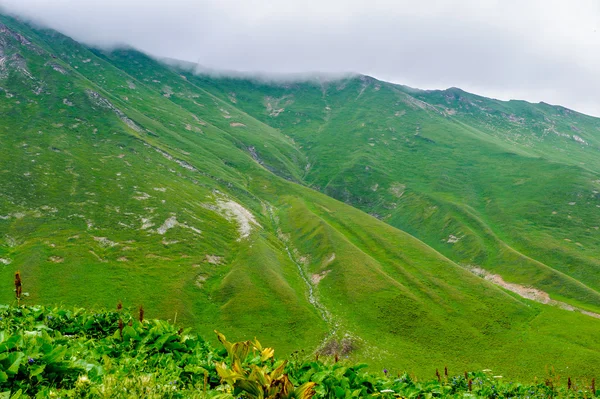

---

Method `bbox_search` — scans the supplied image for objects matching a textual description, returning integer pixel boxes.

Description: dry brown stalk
[14,271,22,299]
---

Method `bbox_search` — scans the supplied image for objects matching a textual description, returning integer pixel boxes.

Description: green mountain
[1,14,599,379]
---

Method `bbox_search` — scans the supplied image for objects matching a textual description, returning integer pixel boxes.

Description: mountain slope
[178,71,600,313]
[0,14,599,379]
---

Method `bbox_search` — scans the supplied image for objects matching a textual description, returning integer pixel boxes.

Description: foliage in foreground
[0,305,597,398]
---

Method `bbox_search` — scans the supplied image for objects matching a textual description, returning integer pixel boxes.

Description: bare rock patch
[389,182,406,198]
[195,275,207,288]
[205,197,260,240]
[94,236,118,247]
[205,255,224,265]
[447,234,461,244]
[311,270,331,285]
[157,216,178,235]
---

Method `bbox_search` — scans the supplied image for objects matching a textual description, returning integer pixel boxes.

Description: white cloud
[1,0,599,116]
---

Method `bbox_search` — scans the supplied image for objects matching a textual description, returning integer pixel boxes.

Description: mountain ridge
[161,54,596,120]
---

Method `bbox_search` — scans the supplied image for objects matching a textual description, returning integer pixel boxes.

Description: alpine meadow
[1,11,600,398]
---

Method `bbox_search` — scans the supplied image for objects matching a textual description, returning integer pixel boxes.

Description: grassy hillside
[180,72,600,313]
[0,14,599,381]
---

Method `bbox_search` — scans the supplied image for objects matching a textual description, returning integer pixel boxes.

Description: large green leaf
[122,326,139,341]
[0,335,21,353]
[9,389,23,399]
[28,364,45,377]
[151,332,175,350]
[235,379,263,398]
[334,386,346,399]
[5,353,24,376]
[42,346,67,364]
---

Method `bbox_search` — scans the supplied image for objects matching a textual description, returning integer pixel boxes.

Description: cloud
[1,0,599,116]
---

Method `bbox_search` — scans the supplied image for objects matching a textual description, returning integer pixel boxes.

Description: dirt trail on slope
[470,267,600,319]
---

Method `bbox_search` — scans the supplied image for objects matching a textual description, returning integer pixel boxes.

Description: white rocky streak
[325,253,336,265]
[447,234,461,244]
[203,196,260,240]
[151,146,197,171]
[140,217,154,230]
[156,215,201,236]
[133,192,150,200]
[215,199,260,240]
[157,216,178,235]
[93,237,118,247]
[205,255,223,265]
[185,225,202,235]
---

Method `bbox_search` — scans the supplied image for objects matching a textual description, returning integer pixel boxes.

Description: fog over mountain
[1,0,599,115]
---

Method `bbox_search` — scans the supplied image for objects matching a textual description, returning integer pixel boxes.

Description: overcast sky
[1,0,599,116]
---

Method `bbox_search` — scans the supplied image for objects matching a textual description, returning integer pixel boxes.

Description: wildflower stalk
[139,305,144,323]
[14,271,22,301]
[118,319,124,340]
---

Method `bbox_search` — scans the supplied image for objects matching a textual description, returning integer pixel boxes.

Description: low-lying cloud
[1,0,599,116]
